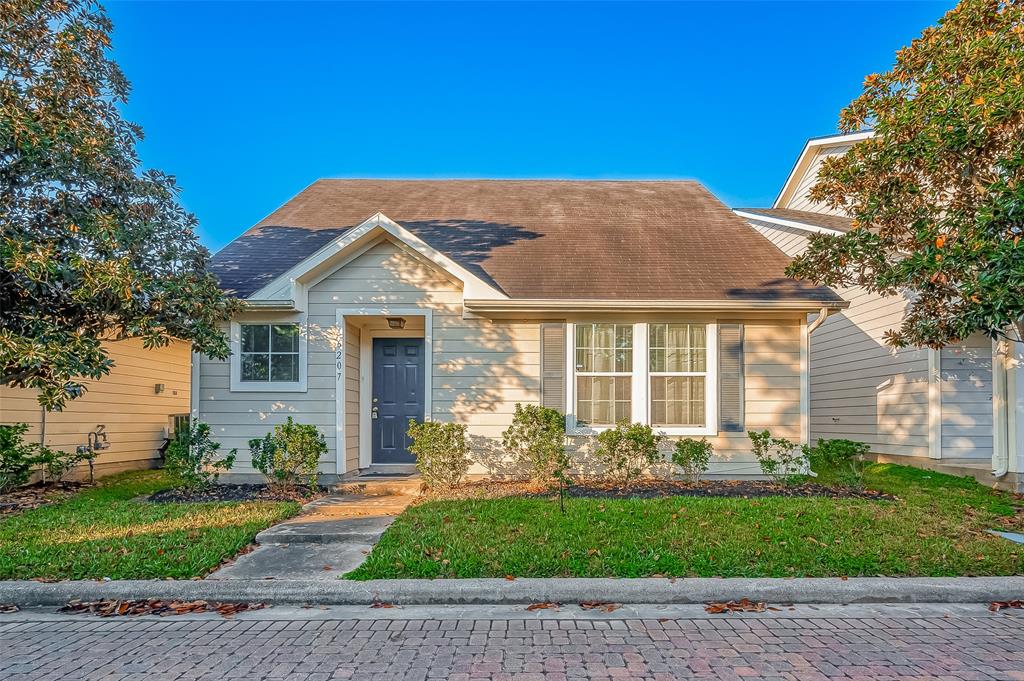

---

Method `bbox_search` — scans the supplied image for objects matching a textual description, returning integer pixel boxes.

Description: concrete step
[331,477,423,497]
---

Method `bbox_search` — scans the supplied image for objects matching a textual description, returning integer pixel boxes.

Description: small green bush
[165,421,236,491]
[408,420,471,490]
[672,437,712,483]
[249,417,326,490]
[749,430,807,485]
[35,447,91,484]
[594,421,664,486]
[0,423,44,493]
[807,438,871,488]
[502,403,567,486]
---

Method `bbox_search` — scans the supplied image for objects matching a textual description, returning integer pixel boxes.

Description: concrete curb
[1,577,1022,607]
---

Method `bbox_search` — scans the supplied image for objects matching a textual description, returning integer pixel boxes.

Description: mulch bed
[561,480,895,501]
[0,481,91,516]
[147,484,325,504]
[60,599,265,618]
[428,479,894,502]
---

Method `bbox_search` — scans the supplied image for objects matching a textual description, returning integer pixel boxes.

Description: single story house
[0,339,192,479]
[202,180,848,481]
[735,132,1024,491]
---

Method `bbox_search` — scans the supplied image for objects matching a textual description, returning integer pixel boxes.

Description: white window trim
[566,321,718,437]
[229,317,308,392]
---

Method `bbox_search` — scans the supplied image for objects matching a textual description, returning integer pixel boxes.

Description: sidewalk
[207,491,414,581]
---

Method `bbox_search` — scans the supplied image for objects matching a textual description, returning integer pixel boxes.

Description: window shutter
[541,323,566,413]
[718,323,744,432]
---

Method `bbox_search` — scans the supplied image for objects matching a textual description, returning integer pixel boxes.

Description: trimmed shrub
[672,437,712,484]
[249,417,326,490]
[748,429,807,485]
[594,421,664,486]
[807,438,871,488]
[165,421,236,491]
[0,423,43,493]
[408,420,470,490]
[502,403,567,486]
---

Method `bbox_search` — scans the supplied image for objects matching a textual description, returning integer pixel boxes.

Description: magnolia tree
[786,0,1024,348]
[1,0,239,408]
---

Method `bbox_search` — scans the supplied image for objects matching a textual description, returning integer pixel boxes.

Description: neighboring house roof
[773,130,872,209]
[734,207,854,234]
[210,179,844,306]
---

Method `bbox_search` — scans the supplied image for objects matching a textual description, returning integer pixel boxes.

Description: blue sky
[107,1,954,252]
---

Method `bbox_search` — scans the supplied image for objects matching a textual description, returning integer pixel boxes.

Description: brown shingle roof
[210,180,843,305]
[735,207,854,233]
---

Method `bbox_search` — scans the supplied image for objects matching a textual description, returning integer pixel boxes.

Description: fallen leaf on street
[59,599,265,618]
[526,602,560,611]
[704,598,767,614]
[579,601,619,613]
[989,600,1023,612]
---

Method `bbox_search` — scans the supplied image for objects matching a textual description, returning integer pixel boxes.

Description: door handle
[371,406,379,419]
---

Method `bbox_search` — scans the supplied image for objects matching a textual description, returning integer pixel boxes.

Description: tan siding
[741,216,934,459]
[0,339,190,477]
[566,320,803,478]
[746,218,810,257]
[784,145,851,215]
[313,236,540,471]
[196,309,338,475]
[344,322,361,472]
[940,334,993,460]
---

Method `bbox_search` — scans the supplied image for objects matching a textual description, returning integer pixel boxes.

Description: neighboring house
[0,339,192,479]
[735,132,1024,491]
[203,180,847,482]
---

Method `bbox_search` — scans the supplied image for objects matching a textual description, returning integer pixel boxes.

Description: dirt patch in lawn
[147,484,325,504]
[0,481,92,516]
[429,479,894,502]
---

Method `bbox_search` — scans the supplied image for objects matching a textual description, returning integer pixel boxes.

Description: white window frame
[229,317,308,392]
[572,323,636,429]
[566,321,717,437]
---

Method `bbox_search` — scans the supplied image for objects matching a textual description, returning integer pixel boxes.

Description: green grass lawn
[0,470,299,580]
[348,464,1024,579]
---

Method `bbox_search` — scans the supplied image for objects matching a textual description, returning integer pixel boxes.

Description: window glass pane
[241,324,269,353]
[650,376,705,426]
[576,376,631,426]
[615,326,633,372]
[576,324,632,374]
[650,323,706,372]
[271,324,299,352]
[241,353,269,381]
[270,354,299,382]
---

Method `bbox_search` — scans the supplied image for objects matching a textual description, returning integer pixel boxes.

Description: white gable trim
[247,212,508,309]
[733,210,847,236]
[772,130,874,210]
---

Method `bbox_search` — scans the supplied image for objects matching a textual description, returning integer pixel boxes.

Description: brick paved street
[2,604,1022,680]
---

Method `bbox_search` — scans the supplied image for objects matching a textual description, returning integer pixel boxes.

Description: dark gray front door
[371,338,425,464]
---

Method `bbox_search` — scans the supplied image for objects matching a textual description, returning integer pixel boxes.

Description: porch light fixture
[386,317,407,330]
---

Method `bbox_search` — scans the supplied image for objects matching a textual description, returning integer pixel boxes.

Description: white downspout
[807,307,831,336]
[992,338,1009,478]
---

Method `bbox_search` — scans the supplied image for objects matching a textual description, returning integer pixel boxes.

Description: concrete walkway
[207,491,414,581]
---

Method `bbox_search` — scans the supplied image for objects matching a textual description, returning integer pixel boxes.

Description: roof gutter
[242,299,298,311]
[464,298,849,314]
[733,210,848,236]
